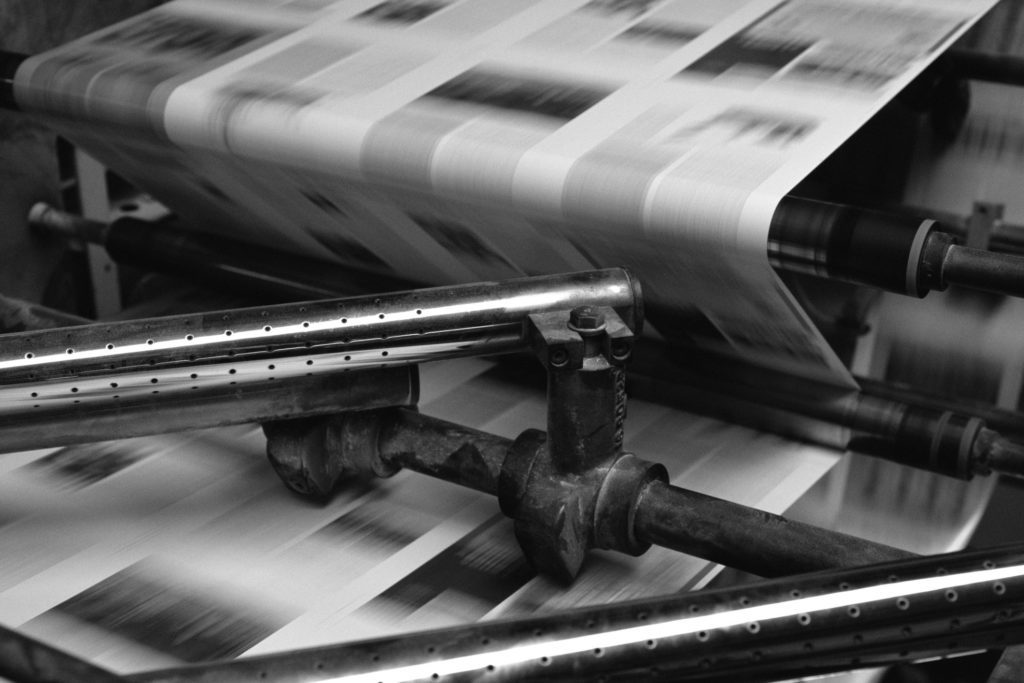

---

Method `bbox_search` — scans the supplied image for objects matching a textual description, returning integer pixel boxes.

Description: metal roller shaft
[0,298,423,453]
[33,194,1024,302]
[1,367,418,455]
[26,205,1024,477]
[128,543,1024,683]
[28,204,410,302]
[276,407,910,577]
[0,269,640,453]
[877,202,1024,256]
[628,343,1024,480]
[633,480,912,575]
[770,195,1024,299]
[856,374,1024,443]
[941,243,1024,298]
[947,48,1024,87]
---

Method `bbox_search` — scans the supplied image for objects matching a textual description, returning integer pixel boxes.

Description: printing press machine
[5,1,1024,682]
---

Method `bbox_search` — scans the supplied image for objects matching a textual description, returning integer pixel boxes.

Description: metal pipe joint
[500,305,662,580]
[498,438,667,582]
[263,304,670,582]
[263,410,401,500]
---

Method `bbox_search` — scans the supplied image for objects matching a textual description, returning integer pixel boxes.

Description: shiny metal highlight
[0,269,640,452]
[131,544,1024,683]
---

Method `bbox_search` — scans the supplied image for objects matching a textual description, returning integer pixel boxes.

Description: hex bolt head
[569,306,605,332]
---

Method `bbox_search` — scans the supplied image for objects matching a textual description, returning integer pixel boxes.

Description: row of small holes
[17,313,426,361]
[23,365,243,404]
[20,346,396,405]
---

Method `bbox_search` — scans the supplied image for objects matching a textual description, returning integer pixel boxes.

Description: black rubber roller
[769,196,938,296]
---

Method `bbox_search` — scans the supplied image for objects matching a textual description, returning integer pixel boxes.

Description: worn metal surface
[634,480,913,576]
[942,242,1024,298]
[497,306,642,580]
[265,405,907,580]
[266,407,512,499]
[262,303,906,581]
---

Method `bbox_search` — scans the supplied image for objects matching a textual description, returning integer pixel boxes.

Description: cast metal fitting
[498,437,666,581]
[495,305,655,581]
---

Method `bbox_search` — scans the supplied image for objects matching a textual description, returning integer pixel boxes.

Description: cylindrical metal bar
[336,409,908,577]
[0,367,416,454]
[0,290,415,453]
[29,204,410,302]
[948,48,1024,87]
[0,270,638,430]
[941,244,1024,298]
[857,374,1024,443]
[0,270,640,452]
[634,480,912,576]
[377,408,509,496]
[984,433,1024,478]
[128,544,1024,683]
[847,202,1024,257]
[545,324,625,473]
[627,344,1024,480]
[989,223,1024,256]
[40,197,1024,303]
[28,203,108,243]
[0,623,124,683]
[41,198,937,300]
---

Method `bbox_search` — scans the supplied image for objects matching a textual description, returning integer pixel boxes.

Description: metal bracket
[498,305,665,581]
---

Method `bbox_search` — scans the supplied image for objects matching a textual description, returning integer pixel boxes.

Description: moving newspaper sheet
[0,0,1009,673]
[0,359,842,672]
[13,0,998,384]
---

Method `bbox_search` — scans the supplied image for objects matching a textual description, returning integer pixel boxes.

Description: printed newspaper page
[13,0,998,382]
[0,358,841,671]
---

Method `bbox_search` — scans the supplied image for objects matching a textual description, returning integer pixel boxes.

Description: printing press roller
[28,191,1024,304]
[1,271,1023,683]
[12,213,1024,678]
[3,267,1021,584]
[0,269,638,452]
[26,203,1024,482]
[0,267,1013,583]
[7,34,1024,303]
[627,342,1024,482]
[3,246,1023,483]
[5,38,1024,681]
[0,269,916,580]
[768,195,1024,299]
